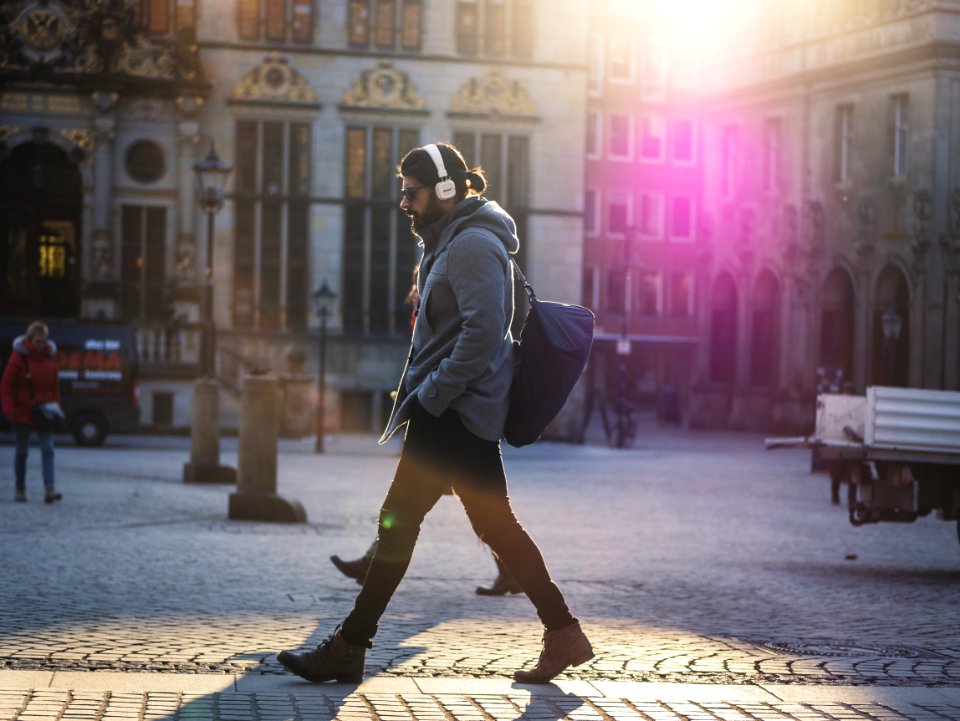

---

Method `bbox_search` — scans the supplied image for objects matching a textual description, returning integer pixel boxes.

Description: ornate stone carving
[0,1,202,82]
[91,90,118,113]
[232,54,319,107]
[340,60,423,112]
[175,93,204,118]
[59,128,93,153]
[450,71,537,119]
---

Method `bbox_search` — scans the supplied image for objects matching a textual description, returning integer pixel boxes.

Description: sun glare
[647,0,759,53]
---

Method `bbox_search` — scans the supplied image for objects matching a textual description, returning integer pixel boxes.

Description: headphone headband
[423,143,457,201]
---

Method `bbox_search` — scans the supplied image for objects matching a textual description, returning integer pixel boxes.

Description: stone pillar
[229,374,306,523]
[91,116,116,282]
[183,378,236,484]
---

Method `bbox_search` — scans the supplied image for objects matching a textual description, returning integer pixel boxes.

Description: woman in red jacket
[1,321,63,503]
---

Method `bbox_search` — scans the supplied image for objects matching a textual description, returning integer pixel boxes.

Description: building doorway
[871,265,910,387]
[819,267,855,389]
[0,141,82,318]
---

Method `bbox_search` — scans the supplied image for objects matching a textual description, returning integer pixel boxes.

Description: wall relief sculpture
[231,54,318,107]
[0,0,202,82]
[449,71,537,120]
[340,60,424,112]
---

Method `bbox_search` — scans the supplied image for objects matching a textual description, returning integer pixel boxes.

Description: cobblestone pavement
[1,421,959,719]
[2,685,960,721]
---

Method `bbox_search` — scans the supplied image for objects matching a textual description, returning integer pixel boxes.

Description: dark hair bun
[465,169,487,194]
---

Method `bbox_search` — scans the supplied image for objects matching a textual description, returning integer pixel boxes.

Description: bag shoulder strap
[512,260,537,303]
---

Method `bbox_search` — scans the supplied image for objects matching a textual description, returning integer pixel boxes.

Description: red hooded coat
[1,335,61,428]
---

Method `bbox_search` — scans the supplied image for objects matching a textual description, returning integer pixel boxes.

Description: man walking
[277,142,593,684]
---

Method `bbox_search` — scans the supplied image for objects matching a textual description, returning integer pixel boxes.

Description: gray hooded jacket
[380,197,518,444]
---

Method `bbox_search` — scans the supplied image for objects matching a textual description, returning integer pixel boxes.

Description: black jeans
[340,402,575,646]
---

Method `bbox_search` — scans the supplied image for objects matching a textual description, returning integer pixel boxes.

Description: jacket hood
[13,335,57,357]
[420,197,520,256]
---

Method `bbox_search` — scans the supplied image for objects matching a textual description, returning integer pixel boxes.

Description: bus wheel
[73,414,107,446]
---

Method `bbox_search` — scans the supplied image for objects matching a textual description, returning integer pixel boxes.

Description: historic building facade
[690,0,960,431]
[583,2,703,431]
[0,0,588,435]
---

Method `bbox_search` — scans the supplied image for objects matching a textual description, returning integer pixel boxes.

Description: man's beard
[407,196,445,234]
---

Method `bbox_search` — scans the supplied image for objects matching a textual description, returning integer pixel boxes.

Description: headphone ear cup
[435,178,457,200]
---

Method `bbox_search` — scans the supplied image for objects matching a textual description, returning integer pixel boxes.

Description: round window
[125,140,165,184]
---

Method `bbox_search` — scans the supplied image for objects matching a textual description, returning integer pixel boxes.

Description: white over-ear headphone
[423,143,457,201]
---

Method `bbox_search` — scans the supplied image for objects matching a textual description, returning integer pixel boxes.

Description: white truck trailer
[767,387,960,543]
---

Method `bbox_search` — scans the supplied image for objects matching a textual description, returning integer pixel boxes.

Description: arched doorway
[0,141,82,317]
[750,270,780,388]
[710,271,738,384]
[872,265,910,386]
[819,267,855,389]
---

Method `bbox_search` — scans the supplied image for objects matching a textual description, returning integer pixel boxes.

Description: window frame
[455,0,533,59]
[669,195,694,243]
[350,0,422,51]
[605,188,632,238]
[607,35,636,85]
[671,117,696,166]
[588,33,604,98]
[232,118,314,332]
[891,93,909,179]
[586,109,603,160]
[237,0,315,44]
[636,270,662,317]
[835,103,853,185]
[637,190,664,240]
[607,112,634,162]
[639,112,666,164]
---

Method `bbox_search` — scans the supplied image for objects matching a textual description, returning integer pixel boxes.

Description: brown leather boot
[277,629,367,683]
[514,621,594,684]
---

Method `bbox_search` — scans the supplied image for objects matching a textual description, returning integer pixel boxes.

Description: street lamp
[312,279,336,453]
[183,143,235,485]
[615,226,636,448]
[194,144,232,378]
[881,308,902,386]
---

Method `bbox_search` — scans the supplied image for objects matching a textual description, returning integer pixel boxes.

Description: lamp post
[193,144,232,378]
[614,227,636,448]
[312,280,336,453]
[183,144,235,485]
[881,308,903,386]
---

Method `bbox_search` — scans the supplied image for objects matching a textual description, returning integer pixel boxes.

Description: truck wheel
[73,414,107,446]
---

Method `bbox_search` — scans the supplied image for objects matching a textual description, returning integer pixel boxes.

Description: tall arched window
[710,272,738,384]
[819,267,855,385]
[872,265,910,386]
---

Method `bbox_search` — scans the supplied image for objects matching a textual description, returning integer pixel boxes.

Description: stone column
[229,374,307,523]
[182,378,236,484]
